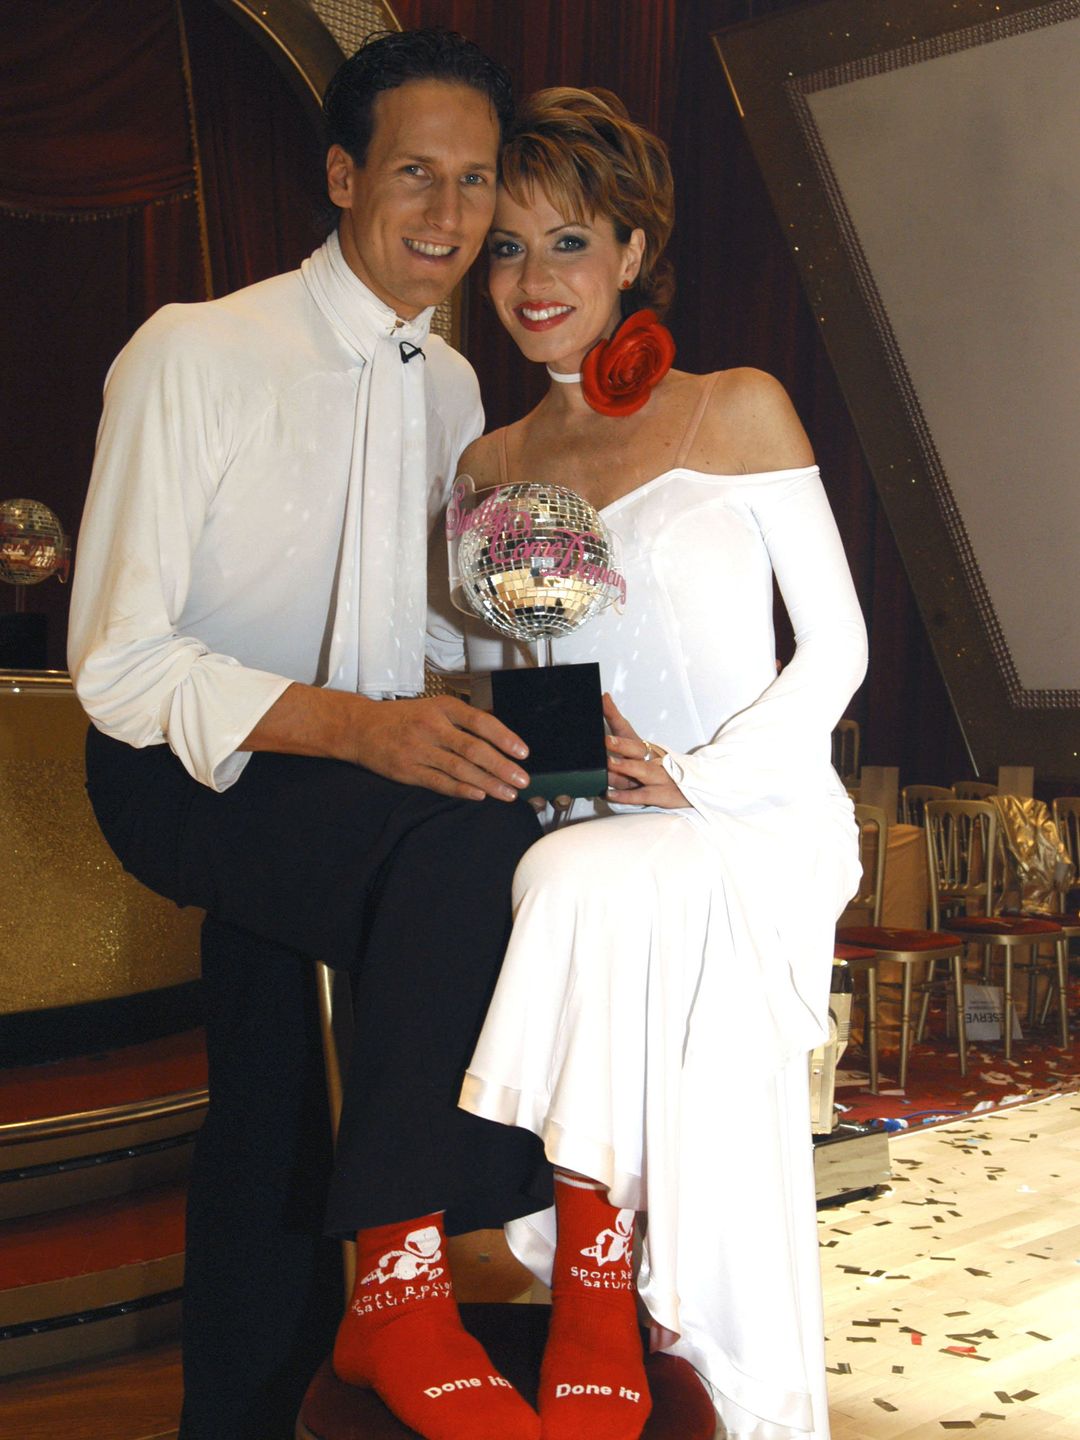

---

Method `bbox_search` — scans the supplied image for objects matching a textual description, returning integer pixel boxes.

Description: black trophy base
[491,661,607,802]
[0,611,47,670]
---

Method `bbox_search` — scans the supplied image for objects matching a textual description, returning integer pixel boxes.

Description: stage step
[814,1123,892,1204]
[0,1180,186,1377]
[0,1031,206,1375]
[0,1029,207,1219]
[0,1027,207,1127]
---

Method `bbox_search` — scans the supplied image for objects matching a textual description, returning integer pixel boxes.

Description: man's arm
[69,311,299,793]
[72,307,530,801]
[242,683,530,803]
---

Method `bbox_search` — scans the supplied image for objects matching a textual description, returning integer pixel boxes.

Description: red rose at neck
[581,309,676,418]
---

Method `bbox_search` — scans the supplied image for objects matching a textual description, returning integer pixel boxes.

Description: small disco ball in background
[455,482,621,642]
[0,498,69,587]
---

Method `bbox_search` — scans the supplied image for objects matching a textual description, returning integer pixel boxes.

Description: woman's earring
[620,279,632,291]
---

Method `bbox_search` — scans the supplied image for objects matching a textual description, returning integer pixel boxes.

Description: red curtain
[0,0,324,668]
[0,0,206,667]
[180,0,326,297]
[0,0,194,210]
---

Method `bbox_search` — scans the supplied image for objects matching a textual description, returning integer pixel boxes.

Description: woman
[431,88,867,1440]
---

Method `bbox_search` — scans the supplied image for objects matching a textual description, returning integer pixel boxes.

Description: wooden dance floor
[823,1092,1080,1438]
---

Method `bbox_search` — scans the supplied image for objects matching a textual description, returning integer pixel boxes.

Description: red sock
[333,1211,540,1440]
[538,1175,652,1440]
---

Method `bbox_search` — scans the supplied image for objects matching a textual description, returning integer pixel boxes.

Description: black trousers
[85,728,550,1440]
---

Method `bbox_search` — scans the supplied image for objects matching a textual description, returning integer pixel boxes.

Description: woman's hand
[603,693,688,809]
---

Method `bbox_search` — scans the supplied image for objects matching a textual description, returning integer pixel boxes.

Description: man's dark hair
[323,29,514,167]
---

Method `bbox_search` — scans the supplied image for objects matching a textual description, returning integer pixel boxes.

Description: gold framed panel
[715,0,1080,781]
[0,672,203,1012]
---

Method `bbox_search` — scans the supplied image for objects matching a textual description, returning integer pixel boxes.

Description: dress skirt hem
[458,809,852,1440]
[459,1070,642,1211]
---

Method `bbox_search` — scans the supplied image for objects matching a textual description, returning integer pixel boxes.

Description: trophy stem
[537,635,552,668]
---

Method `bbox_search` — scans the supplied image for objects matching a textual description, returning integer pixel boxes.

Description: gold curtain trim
[0,189,197,223]
[175,0,214,300]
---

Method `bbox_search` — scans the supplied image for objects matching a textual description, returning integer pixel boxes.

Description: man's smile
[404,238,457,258]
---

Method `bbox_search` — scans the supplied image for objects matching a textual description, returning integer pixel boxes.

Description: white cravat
[301,231,433,697]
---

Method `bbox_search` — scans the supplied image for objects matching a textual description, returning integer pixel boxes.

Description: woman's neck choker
[543,311,676,417]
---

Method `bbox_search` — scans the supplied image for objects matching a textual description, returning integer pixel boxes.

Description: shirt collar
[301,229,434,359]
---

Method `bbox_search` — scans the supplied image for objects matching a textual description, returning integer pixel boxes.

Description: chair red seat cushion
[834,942,878,961]
[946,915,1062,936]
[836,925,964,952]
[297,1305,716,1440]
[1002,909,1080,931]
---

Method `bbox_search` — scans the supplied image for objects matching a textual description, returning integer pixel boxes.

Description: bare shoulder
[456,430,503,492]
[698,367,815,473]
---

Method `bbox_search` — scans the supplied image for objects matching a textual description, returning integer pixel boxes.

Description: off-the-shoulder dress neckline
[596,463,820,518]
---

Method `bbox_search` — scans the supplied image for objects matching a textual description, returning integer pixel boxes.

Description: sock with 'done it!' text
[332,1211,539,1440]
[538,1173,652,1440]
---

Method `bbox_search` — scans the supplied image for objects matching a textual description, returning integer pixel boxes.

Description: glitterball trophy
[446,477,625,801]
[0,498,69,670]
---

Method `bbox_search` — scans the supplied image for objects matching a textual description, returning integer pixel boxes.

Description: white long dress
[438,456,867,1440]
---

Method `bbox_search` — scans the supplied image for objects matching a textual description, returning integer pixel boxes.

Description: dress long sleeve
[662,467,867,820]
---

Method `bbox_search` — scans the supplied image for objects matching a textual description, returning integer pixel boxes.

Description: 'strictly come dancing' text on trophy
[446,478,625,801]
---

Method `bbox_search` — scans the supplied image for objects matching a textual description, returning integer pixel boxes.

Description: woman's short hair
[499,87,675,317]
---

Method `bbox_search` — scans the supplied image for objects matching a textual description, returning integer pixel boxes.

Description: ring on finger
[642,742,654,764]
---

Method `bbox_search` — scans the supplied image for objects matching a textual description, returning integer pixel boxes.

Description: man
[69,30,549,1440]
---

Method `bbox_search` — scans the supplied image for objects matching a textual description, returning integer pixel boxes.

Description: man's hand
[241,684,530,802]
[341,694,530,801]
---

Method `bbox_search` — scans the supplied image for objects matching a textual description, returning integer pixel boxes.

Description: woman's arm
[611,371,866,816]
[666,465,867,818]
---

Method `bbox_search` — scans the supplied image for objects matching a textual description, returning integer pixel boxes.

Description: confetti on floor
[821,1091,1080,1437]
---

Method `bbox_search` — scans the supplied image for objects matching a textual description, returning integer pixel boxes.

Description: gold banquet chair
[952,780,998,800]
[836,804,969,1093]
[924,800,1067,1059]
[297,963,549,1440]
[310,963,538,1302]
[830,718,860,790]
[300,952,717,1437]
[314,963,357,1297]
[900,784,952,826]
